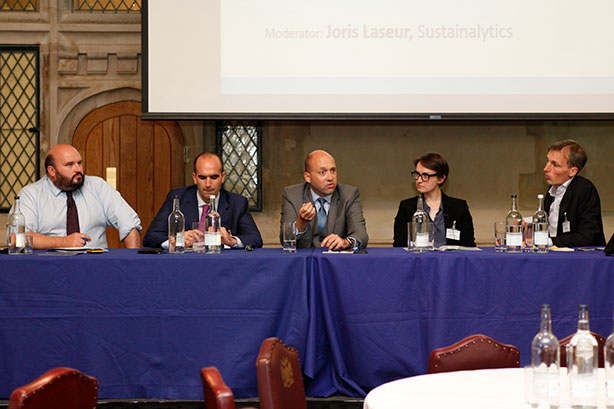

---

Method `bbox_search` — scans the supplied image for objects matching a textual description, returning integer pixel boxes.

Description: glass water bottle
[410,195,431,252]
[168,195,185,254]
[8,195,26,255]
[531,304,560,408]
[532,194,549,253]
[205,195,221,254]
[505,194,523,253]
[568,305,598,409]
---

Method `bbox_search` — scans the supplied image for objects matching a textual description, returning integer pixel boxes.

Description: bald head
[303,150,337,197]
[305,150,335,172]
[45,144,84,191]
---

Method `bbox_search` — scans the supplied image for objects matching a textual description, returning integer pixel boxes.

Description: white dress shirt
[547,176,574,238]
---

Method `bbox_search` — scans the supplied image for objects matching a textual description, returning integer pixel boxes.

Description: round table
[363,368,610,409]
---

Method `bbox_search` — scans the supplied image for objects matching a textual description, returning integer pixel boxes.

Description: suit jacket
[544,175,605,247]
[143,186,263,248]
[280,182,368,249]
[393,193,476,247]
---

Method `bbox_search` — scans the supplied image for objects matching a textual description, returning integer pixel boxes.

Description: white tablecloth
[363,368,610,409]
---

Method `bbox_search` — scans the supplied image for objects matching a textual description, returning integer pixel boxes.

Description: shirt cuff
[295,221,308,239]
[231,236,244,248]
[348,236,359,251]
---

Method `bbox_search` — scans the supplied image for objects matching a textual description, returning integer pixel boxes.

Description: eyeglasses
[411,170,438,182]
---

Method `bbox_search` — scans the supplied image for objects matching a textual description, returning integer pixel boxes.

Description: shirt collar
[197,191,220,209]
[548,176,574,198]
[310,188,332,205]
[45,175,68,198]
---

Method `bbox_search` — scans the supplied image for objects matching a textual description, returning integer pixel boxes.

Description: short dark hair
[414,152,449,186]
[44,152,55,174]
[548,139,587,172]
[193,152,224,173]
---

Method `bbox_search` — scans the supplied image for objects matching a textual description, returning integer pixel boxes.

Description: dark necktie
[66,191,80,235]
[317,197,327,233]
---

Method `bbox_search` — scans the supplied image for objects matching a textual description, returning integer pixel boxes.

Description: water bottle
[8,195,26,255]
[410,195,431,252]
[532,194,549,253]
[168,195,185,253]
[205,195,221,254]
[568,305,598,409]
[531,304,560,408]
[505,194,523,253]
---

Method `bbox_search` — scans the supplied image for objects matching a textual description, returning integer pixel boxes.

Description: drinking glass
[409,221,434,253]
[494,221,506,252]
[191,222,205,252]
[282,222,297,253]
[524,223,533,252]
[24,232,33,254]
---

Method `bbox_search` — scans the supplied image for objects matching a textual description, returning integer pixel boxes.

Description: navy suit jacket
[143,186,263,248]
[544,175,605,247]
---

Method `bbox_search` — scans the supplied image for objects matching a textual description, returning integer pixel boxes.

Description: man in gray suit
[280,150,368,250]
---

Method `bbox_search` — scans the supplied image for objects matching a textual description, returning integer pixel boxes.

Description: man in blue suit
[143,152,263,249]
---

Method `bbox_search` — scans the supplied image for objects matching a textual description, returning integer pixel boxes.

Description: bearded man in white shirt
[16,144,142,249]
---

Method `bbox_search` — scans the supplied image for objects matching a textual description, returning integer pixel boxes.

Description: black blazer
[393,193,476,247]
[143,186,263,248]
[544,175,605,247]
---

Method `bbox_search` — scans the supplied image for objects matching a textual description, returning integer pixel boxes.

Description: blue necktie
[317,197,327,233]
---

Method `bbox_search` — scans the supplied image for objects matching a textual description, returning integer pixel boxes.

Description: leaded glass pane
[217,121,261,211]
[1,48,39,211]
[0,0,38,12]
[73,0,141,13]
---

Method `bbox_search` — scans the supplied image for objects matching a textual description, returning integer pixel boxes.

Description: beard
[55,172,85,191]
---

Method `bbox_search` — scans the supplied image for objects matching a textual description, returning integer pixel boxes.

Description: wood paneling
[73,101,184,247]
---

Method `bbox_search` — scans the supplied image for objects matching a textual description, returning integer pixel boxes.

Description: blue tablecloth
[2,247,614,399]
[0,249,311,399]
[305,247,614,396]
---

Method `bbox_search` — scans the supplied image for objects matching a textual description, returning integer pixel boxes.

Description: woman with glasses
[393,152,476,248]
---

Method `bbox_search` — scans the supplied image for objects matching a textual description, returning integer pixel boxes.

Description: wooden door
[73,101,184,247]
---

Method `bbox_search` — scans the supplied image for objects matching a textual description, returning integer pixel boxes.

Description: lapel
[218,189,231,228]
[183,186,200,225]
[302,184,317,233]
[326,188,340,234]
[557,177,576,224]
[441,193,451,228]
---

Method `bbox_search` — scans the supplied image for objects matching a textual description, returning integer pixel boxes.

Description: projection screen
[142,0,614,119]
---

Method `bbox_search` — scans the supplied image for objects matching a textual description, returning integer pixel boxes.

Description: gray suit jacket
[280,182,368,249]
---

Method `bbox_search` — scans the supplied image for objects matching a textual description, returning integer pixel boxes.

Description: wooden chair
[9,367,98,409]
[256,337,307,409]
[559,331,606,368]
[200,366,257,409]
[428,334,520,374]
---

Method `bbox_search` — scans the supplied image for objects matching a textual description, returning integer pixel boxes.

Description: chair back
[200,367,236,409]
[8,367,98,409]
[256,337,307,409]
[428,334,520,374]
[559,331,606,368]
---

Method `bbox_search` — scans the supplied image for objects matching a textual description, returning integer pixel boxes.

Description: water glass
[494,221,506,252]
[282,222,297,253]
[191,222,205,252]
[409,221,434,253]
[524,223,533,252]
[24,232,33,254]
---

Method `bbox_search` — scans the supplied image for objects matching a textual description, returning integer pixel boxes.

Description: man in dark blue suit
[143,152,263,249]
